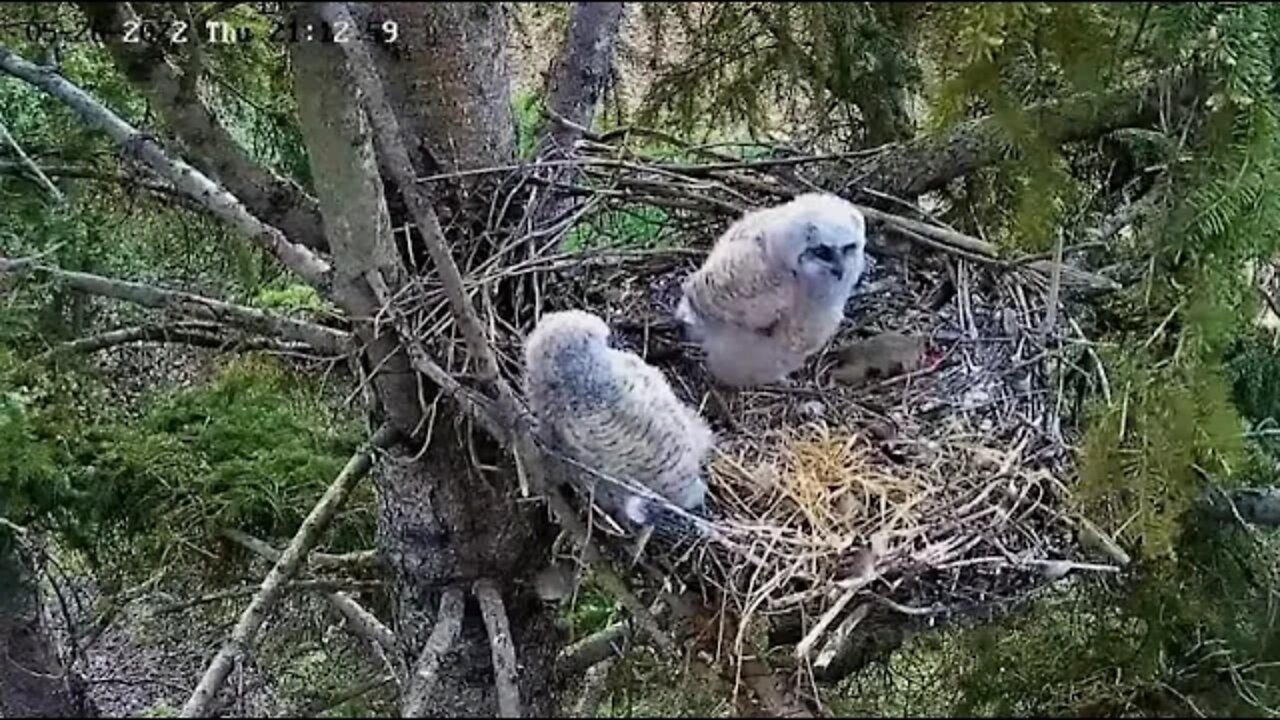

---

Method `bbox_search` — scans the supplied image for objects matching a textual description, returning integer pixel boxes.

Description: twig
[38,322,318,361]
[571,656,616,718]
[152,579,385,615]
[0,46,332,288]
[0,257,350,355]
[180,425,398,717]
[401,588,465,718]
[474,578,523,719]
[0,112,63,204]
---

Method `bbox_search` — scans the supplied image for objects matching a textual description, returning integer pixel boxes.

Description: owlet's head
[773,194,867,295]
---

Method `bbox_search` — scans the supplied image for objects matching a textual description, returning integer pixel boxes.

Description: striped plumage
[523,310,713,525]
[676,193,868,387]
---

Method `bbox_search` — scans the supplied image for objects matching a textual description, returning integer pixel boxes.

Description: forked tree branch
[76,2,329,251]
[0,46,333,289]
[219,529,396,655]
[539,2,627,157]
[0,256,350,356]
[181,425,399,717]
[528,2,627,235]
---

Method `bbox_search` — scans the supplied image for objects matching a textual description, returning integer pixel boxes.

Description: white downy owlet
[523,310,713,530]
[676,193,868,387]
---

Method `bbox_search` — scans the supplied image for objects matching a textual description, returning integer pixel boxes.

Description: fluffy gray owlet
[676,193,868,387]
[523,310,714,530]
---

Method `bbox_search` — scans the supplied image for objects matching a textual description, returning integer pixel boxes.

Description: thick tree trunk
[0,550,91,718]
[362,2,517,174]
[291,4,562,715]
[541,2,627,155]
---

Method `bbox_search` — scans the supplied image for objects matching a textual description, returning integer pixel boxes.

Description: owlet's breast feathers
[676,193,869,387]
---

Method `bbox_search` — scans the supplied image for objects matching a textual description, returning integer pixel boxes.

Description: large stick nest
[395,135,1121,674]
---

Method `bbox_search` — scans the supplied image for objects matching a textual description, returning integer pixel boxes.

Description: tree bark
[0,549,91,718]
[360,2,517,174]
[290,6,562,715]
[842,69,1202,199]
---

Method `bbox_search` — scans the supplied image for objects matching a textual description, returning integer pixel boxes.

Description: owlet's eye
[810,245,837,263]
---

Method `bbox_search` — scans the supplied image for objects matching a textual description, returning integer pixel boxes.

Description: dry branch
[474,579,523,718]
[813,604,871,676]
[77,2,329,251]
[841,68,1202,198]
[180,425,398,717]
[0,113,63,204]
[0,257,350,356]
[0,46,333,289]
[39,322,315,360]
[558,621,632,677]
[220,529,383,574]
[401,588,465,718]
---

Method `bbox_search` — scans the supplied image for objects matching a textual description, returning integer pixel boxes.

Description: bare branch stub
[401,588,465,718]
[474,578,523,719]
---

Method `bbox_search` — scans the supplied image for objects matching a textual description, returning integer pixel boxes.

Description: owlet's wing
[686,216,794,334]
